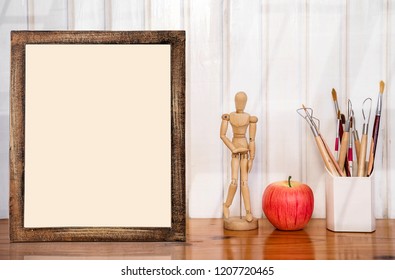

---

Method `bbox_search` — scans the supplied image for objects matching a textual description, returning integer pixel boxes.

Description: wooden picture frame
[9,31,185,242]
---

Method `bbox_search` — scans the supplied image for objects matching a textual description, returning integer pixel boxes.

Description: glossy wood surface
[1,218,394,260]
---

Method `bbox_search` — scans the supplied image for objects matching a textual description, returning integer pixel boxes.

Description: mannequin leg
[240,154,253,222]
[223,153,239,219]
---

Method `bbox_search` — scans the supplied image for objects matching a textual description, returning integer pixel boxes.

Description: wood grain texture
[9,31,185,242]
[1,218,395,260]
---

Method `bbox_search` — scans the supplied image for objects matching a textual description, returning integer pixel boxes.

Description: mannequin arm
[248,116,258,172]
[220,114,237,152]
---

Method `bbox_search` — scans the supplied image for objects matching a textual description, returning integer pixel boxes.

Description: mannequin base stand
[224,216,258,231]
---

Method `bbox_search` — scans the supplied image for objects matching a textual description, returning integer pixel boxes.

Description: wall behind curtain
[0,0,394,219]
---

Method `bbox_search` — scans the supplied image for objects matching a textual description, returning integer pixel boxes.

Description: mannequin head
[235,91,247,113]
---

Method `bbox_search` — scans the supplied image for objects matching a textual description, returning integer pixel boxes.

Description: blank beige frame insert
[10,31,185,242]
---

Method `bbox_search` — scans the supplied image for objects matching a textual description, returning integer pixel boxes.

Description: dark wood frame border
[9,31,185,242]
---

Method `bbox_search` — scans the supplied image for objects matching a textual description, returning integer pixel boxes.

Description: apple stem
[288,176,292,188]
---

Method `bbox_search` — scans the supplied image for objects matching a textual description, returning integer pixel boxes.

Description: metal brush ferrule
[376,95,382,116]
[353,130,360,141]
[362,123,369,135]
[344,121,350,132]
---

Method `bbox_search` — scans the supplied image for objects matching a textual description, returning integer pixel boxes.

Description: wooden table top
[1,218,394,260]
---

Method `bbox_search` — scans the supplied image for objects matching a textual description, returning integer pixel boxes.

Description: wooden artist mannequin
[220,91,258,230]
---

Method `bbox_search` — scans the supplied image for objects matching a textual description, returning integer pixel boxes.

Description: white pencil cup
[325,171,375,232]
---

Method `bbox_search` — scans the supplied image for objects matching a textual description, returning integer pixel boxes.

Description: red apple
[262,176,314,230]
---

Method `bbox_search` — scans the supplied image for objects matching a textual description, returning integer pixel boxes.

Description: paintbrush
[297,105,342,176]
[348,115,354,176]
[367,81,385,176]
[357,98,372,177]
[321,131,345,177]
[339,113,351,176]
[332,89,341,160]
[332,88,340,116]
[332,89,351,176]
[351,110,361,163]
[335,111,341,160]
[338,100,352,176]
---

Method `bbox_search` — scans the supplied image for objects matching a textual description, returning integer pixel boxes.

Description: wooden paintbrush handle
[358,134,368,177]
[320,135,344,176]
[367,115,380,176]
[367,139,375,176]
[338,117,344,139]
[338,131,349,174]
[354,134,361,163]
[315,136,339,176]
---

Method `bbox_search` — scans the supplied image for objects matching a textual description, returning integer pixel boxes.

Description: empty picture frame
[9,31,185,242]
